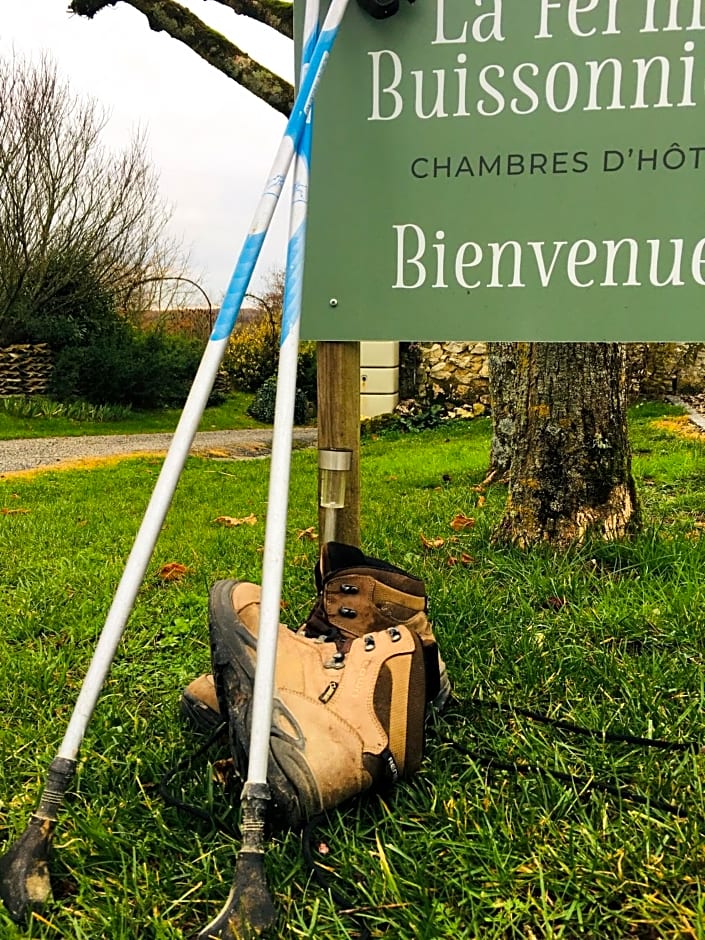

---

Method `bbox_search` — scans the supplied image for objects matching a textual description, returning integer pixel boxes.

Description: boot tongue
[316,541,411,589]
[315,542,368,591]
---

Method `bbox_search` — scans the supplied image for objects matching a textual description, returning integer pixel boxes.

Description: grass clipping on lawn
[0,404,705,939]
[652,412,705,442]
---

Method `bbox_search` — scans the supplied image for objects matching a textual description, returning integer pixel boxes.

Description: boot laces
[301,593,344,646]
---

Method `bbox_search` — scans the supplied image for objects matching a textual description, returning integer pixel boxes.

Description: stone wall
[405,342,705,411]
[626,343,705,396]
[411,342,490,410]
[0,344,53,397]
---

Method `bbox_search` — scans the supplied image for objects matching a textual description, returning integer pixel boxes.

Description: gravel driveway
[0,427,318,476]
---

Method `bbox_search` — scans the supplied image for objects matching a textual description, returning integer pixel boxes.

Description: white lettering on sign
[368,44,698,119]
[433,0,505,45]
[369,0,704,121]
[392,223,704,290]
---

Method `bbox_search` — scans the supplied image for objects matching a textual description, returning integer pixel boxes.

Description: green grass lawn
[0,391,264,439]
[1,402,705,938]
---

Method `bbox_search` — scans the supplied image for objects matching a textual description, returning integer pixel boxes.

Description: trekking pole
[0,0,349,926]
[195,2,321,938]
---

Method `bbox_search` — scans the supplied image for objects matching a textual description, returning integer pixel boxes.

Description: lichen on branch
[69,0,294,115]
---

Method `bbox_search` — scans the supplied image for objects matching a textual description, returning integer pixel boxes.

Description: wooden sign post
[316,341,361,547]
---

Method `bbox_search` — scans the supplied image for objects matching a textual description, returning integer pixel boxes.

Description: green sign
[300,0,705,340]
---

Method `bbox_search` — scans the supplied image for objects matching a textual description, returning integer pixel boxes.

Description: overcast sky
[0,0,295,304]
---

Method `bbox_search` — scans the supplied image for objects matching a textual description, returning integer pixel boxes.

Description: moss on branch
[70,0,294,115]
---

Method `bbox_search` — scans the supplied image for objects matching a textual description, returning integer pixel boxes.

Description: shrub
[223,315,318,405]
[50,329,204,409]
[296,341,318,408]
[360,397,454,438]
[223,315,279,392]
[247,375,308,425]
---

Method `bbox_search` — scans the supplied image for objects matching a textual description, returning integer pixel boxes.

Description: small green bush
[247,375,308,425]
[360,398,453,438]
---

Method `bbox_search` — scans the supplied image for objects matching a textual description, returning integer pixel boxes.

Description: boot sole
[208,580,322,830]
[432,666,452,712]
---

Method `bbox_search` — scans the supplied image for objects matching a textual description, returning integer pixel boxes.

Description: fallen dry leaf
[158,562,191,582]
[213,514,258,527]
[542,596,567,611]
[212,757,236,788]
[476,495,486,508]
[1,507,29,515]
[450,513,475,530]
[447,553,475,567]
[297,526,318,541]
[420,533,445,550]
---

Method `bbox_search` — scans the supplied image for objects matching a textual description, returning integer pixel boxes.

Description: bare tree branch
[69,0,294,115]
[0,53,182,337]
[204,0,292,39]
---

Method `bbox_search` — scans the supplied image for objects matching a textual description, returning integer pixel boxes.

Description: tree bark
[69,0,294,115]
[487,341,518,478]
[495,343,640,549]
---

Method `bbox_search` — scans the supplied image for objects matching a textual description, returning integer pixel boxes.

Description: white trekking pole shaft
[195,0,333,936]
[245,0,321,791]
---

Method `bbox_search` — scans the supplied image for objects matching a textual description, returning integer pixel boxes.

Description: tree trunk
[487,341,518,478]
[495,343,640,549]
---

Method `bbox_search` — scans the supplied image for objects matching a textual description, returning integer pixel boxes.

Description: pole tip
[0,816,55,924]
[196,851,276,940]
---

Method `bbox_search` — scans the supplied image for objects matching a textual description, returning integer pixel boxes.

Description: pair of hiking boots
[181,542,450,829]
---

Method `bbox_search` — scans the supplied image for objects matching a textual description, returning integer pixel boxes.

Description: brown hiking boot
[209,579,426,829]
[180,543,450,734]
[302,542,451,710]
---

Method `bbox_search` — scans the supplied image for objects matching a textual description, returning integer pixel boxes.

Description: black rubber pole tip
[0,816,55,925]
[196,851,276,940]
